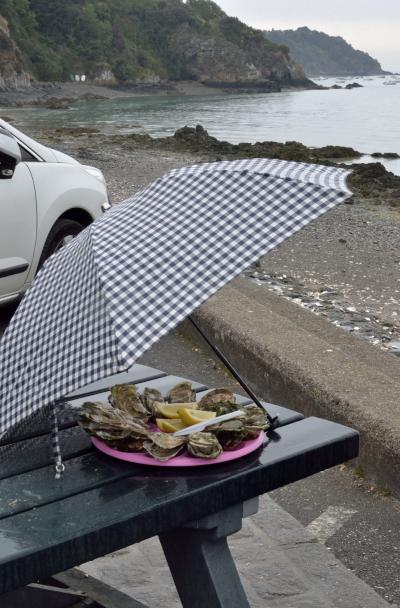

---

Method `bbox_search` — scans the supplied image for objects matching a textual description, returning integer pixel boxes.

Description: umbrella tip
[269,416,280,430]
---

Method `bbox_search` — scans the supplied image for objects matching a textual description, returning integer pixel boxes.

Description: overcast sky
[215,1,400,71]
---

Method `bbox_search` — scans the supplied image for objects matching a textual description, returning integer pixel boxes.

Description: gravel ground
[258,202,400,323]
[248,202,400,357]
[29,130,400,356]
[97,139,400,356]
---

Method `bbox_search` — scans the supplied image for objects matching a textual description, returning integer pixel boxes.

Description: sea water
[4,75,400,174]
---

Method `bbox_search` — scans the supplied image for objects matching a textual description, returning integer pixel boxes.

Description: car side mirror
[0,127,21,179]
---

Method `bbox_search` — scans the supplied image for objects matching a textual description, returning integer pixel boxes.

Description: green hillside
[0,0,309,88]
[265,27,386,76]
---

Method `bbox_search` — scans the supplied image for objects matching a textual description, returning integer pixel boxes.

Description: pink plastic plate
[92,431,265,467]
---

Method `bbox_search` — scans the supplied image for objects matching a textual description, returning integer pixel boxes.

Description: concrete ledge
[183,277,400,496]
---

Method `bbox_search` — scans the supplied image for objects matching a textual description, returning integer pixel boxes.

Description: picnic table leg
[159,499,258,608]
[1,582,85,608]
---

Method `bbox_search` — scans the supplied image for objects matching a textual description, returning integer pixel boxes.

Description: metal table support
[160,498,259,608]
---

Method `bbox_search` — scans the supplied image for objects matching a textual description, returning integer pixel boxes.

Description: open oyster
[209,419,247,450]
[109,384,149,419]
[106,437,149,452]
[79,401,150,449]
[142,387,164,417]
[143,433,187,461]
[167,382,196,404]
[199,388,236,407]
[187,432,223,459]
[198,401,238,417]
[242,404,270,438]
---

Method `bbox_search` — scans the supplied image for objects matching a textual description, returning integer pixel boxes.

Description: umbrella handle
[188,316,279,428]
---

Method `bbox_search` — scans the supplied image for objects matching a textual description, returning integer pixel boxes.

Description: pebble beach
[9,122,400,360]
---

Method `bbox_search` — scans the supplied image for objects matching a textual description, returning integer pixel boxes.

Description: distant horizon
[215,1,400,72]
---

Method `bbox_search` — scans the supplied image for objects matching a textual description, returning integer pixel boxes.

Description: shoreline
[35,124,400,206]
[0,78,323,108]
[28,123,398,330]
[1,73,386,108]
[3,112,398,205]
[0,81,230,107]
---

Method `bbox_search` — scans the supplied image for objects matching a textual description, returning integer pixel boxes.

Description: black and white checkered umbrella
[0,158,351,472]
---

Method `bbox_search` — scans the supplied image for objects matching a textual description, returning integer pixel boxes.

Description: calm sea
[4,75,400,174]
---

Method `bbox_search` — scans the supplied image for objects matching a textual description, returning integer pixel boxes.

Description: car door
[0,161,37,301]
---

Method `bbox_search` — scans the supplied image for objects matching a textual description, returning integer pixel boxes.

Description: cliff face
[265,27,386,77]
[0,0,310,89]
[173,24,307,88]
[0,16,30,90]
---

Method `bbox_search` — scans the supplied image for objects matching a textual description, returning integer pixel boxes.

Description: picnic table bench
[0,364,359,608]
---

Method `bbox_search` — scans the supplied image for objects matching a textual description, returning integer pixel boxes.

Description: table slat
[66,364,167,398]
[0,426,91,480]
[0,452,137,519]
[0,417,358,594]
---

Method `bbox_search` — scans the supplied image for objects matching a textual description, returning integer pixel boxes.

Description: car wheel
[37,219,85,270]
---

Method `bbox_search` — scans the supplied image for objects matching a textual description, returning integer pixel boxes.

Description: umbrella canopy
[0,158,352,441]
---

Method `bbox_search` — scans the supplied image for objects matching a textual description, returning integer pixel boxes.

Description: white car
[0,119,110,305]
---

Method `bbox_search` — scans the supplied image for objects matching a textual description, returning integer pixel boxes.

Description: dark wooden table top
[0,364,359,595]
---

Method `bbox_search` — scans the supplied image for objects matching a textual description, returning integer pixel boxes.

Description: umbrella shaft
[188,316,272,421]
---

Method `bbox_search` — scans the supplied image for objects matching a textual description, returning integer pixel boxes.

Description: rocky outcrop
[0,16,30,90]
[118,125,400,206]
[170,25,311,89]
[347,163,400,205]
[345,82,363,89]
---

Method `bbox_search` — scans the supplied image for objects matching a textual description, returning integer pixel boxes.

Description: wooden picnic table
[0,364,358,608]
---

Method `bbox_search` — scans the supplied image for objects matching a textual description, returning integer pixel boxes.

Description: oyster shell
[199,388,236,407]
[187,432,223,459]
[109,384,149,419]
[167,382,196,403]
[197,401,238,417]
[143,433,187,461]
[80,401,131,435]
[107,437,148,452]
[79,401,150,447]
[209,419,246,450]
[242,404,270,438]
[142,387,164,417]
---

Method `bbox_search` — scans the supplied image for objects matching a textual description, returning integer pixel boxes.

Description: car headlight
[82,165,106,184]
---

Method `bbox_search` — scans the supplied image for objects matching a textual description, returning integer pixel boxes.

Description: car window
[18,144,39,162]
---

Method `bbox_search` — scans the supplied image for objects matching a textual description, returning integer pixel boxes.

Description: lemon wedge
[156,419,187,433]
[178,408,216,426]
[155,402,198,419]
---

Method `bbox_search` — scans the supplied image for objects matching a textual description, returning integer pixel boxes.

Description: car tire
[37,219,85,270]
